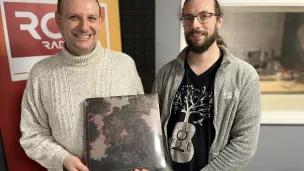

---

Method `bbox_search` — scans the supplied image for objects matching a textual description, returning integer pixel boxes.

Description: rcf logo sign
[2,1,63,58]
[0,0,109,81]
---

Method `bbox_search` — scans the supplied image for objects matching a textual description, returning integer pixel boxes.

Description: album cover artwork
[84,94,166,171]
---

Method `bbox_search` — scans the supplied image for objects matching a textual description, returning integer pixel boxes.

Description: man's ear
[55,12,60,28]
[99,13,105,23]
[216,16,223,29]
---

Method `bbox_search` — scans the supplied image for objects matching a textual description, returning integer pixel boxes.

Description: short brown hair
[57,0,101,16]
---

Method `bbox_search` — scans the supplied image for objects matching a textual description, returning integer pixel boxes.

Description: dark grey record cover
[84,94,166,171]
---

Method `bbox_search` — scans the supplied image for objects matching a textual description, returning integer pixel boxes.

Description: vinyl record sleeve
[84,94,166,171]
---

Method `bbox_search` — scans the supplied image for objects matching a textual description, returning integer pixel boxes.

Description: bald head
[57,0,101,16]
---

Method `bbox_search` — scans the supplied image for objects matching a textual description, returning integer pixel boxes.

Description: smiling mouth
[193,33,203,37]
[74,34,92,39]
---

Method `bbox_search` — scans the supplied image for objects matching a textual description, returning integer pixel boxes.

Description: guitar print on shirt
[169,85,213,163]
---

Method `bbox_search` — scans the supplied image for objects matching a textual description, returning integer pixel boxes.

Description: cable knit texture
[20,41,144,171]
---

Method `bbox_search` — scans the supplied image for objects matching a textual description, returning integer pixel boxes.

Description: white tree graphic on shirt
[169,85,212,163]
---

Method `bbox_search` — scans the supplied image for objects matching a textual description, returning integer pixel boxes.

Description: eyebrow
[89,14,99,17]
[183,10,213,16]
[67,13,99,17]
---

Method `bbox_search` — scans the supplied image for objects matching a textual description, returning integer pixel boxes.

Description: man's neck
[186,42,221,75]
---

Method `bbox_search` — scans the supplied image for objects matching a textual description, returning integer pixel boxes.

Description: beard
[185,27,218,54]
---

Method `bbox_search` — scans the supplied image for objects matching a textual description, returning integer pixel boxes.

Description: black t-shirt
[167,53,223,171]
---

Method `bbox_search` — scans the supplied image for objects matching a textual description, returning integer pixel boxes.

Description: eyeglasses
[180,13,218,26]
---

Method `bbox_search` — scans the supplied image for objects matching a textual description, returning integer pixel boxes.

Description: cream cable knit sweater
[20,41,144,171]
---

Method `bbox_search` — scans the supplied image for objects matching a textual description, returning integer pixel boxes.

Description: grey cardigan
[152,46,261,171]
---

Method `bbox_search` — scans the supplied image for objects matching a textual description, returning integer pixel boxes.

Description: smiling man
[19,0,144,170]
[152,0,262,170]
[56,0,101,56]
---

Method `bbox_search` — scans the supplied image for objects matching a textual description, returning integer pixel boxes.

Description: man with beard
[152,0,261,170]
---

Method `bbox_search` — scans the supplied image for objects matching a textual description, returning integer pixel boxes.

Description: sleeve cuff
[52,150,72,170]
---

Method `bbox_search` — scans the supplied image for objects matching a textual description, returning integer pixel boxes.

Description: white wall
[155,0,181,73]
[219,12,285,60]
[218,0,304,6]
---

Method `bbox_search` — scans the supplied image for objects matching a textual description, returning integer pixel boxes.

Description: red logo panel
[3,2,63,58]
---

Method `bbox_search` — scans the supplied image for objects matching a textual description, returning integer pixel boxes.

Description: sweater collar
[60,41,103,66]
